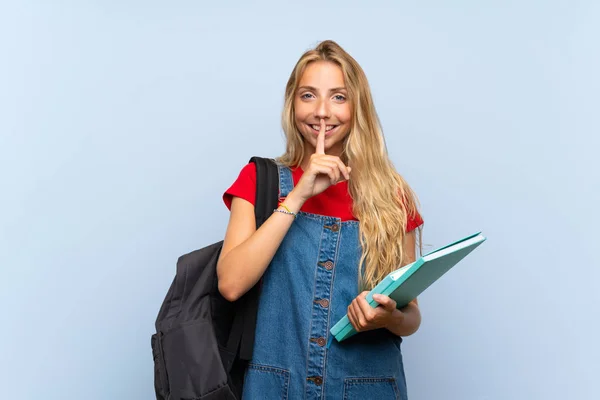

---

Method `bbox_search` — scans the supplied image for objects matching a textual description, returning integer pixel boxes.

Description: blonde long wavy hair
[277,40,423,290]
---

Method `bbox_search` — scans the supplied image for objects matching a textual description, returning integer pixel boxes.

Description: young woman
[217,40,424,400]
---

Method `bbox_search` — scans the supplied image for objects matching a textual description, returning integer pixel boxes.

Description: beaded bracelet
[274,203,297,218]
[273,208,297,217]
[279,203,293,213]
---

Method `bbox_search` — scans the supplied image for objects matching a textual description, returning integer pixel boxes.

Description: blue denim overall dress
[242,165,408,400]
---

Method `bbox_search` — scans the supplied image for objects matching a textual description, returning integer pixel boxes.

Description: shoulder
[406,209,424,233]
[238,162,257,182]
[222,162,257,210]
[398,188,424,233]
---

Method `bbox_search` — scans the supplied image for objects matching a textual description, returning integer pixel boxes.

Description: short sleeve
[222,162,257,210]
[406,210,424,233]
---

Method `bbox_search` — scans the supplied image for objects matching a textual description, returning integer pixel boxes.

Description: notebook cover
[329,232,486,342]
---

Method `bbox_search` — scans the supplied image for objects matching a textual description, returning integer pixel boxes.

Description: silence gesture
[292,119,351,202]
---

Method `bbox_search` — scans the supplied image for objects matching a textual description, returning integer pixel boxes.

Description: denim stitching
[247,363,291,400]
[343,377,399,400]
[304,218,326,398]
[321,216,345,399]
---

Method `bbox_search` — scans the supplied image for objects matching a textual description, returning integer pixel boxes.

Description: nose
[313,98,331,119]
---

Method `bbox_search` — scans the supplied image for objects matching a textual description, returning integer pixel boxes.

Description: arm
[385,230,421,336]
[384,298,421,337]
[216,191,305,302]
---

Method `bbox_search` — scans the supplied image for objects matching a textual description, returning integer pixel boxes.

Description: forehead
[299,61,345,88]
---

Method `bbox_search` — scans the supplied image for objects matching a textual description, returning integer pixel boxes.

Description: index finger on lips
[316,118,326,155]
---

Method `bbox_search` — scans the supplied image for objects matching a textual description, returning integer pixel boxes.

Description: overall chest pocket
[243,363,290,400]
[343,377,402,400]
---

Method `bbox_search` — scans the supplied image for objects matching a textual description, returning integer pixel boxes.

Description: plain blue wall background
[1,1,598,399]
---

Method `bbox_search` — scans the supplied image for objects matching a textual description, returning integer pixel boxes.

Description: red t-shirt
[223,163,423,232]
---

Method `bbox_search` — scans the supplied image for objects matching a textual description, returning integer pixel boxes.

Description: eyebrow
[298,85,347,93]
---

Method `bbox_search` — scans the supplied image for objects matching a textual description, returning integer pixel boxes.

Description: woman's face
[294,61,352,158]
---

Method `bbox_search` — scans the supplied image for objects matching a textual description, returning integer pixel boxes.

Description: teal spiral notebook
[329,231,487,343]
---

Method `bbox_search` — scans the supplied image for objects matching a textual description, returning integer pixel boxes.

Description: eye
[333,94,346,101]
[300,92,314,99]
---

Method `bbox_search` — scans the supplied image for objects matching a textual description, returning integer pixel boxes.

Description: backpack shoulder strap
[250,156,279,226]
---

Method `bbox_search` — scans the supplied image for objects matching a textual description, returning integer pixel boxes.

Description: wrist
[282,190,306,213]
[386,304,420,336]
[386,309,404,329]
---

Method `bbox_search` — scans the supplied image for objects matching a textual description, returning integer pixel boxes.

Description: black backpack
[151,157,279,400]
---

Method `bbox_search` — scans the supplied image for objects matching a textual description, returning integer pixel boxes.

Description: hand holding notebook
[329,231,487,343]
[345,290,406,335]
